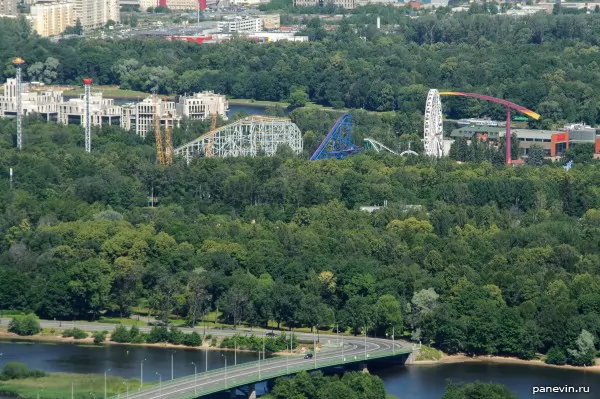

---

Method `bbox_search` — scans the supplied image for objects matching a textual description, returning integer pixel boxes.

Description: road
[0,318,412,399]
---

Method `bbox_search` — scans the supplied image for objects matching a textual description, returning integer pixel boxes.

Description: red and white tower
[83,78,92,153]
[12,57,25,151]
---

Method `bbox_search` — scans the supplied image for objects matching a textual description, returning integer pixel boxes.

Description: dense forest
[4,9,600,128]
[0,113,599,367]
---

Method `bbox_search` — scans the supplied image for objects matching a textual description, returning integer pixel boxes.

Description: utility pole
[140,359,146,388]
[191,362,197,395]
[12,57,25,151]
[104,369,110,399]
[171,351,175,380]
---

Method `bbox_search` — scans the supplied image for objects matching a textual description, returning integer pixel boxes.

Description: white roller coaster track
[364,138,418,156]
[423,89,444,158]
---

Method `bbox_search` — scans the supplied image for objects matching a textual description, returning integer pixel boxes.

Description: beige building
[177,91,228,121]
[259,14,280,30]
[60,93,122,127]
[293,0,355,9]
[0,79,64,122]
[74,0,120,30]
[121,96,180,138]
[30,2,75,37]
[0,0,17,15]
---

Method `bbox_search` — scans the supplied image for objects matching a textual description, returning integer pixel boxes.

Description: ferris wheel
[423,89,444,158]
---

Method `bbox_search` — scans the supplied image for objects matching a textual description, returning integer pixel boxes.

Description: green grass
[414,345,443,362]
[65,87,150,99]
[228,97,290,107]
[0,373,144,399]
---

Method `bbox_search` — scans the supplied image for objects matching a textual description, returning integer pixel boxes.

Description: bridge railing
[109,346,412,399]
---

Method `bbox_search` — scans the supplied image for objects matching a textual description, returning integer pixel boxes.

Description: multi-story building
[259,14,280,30]
[59,93,121,127]
[163,0,199,10]
[217,17,262,33]
[0,79,63,122]
[30,2,75,37]
[73,0,119,30]
[177,91,228,121]
[0,0,17,16]
[293,0,356,9]
[121,96,180,138]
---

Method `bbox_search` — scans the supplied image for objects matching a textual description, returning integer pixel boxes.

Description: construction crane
[153,92,165,166]
[205,113,217,158]
[164,107,173,166]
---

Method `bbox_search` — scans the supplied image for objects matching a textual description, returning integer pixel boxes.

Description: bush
[130,325,141,339]
[545,346,567,365]
[92,330,108,344]
[168,327,185,345]
[62,328,87,339]
[131,333,146,344]
[8,314,41,336]
[0,362,46,380]
[183,331,202,347]
[147,326,169,343]
[111,324,131,343]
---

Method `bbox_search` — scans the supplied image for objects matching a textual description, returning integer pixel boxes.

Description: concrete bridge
[113,335,413,399]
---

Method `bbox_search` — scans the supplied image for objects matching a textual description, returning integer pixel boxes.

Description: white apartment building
[0,79,63,122]
[0,0,17,16]
[121,96,180,138]
[59,93,121,127]
[176,91,228,122]
[217,17,262,33]
[73,0,119,30]
[293,0,355,9]
[30,2,75,37]
[164,0,198,10]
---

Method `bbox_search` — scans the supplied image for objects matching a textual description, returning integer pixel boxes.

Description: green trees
[271,371,386,399]
[8,315,41,336]
[442,381,517,399]
[568,330,596,366]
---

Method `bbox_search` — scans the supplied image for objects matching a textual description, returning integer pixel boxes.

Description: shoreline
[413,354,600,373]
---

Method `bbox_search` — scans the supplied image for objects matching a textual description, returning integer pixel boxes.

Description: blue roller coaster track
[310,113,363,160]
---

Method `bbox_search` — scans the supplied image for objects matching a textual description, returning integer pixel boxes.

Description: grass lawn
[65,87,150,99]
[414,345,443,361]
[228,98,290,107]
[0,373,143,399]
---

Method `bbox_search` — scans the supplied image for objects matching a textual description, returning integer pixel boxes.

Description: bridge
[109,333,413,399]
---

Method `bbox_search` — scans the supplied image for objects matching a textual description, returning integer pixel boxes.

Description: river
[0,341,597,398]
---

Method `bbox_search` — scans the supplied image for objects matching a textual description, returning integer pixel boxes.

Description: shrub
[168,327,185,345]
[62,328,87,339]
[545,346,567,365]
[211,337,217,347]
[8,314,41,336]
[131,334,146,344]
[111,324,131,343]
[183,331,202,347]
[147,326,169,343]
[130,325,140,339]
[92,330,108,344]
[0,362,46,380]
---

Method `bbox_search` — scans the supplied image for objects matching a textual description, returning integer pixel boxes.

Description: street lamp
[140,359,146,389]
[234,336,237,366]
[221,354,227,389]
[122,381,129,398]
[170,350,176,380]
[191,362,197,395]
[156,372,162,395]
[313,326,317,369]
[104,368,110,399]
[364,325,367,360]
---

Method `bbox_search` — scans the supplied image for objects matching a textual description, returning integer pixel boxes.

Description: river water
[0,341,597,398]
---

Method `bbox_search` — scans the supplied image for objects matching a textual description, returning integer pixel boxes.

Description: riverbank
[414,353,600,373]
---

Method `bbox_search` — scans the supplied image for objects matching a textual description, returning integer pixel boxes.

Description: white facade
[121,96,180,138]
[0,0,17,16]
[165,0,198,9]
[0,79,63,122]
[217,17,262,33]
[177,91,228,122]
[30,2,75,37]
[293,0,355,9]
[74,0,120,30]
[60,93,122,127]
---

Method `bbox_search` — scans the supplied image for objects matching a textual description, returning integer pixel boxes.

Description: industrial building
[29,2,75,37]
[450,125,600,158]
[60,93,122,127]
[0,0,17,16]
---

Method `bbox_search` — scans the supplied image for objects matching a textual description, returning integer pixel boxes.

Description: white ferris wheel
[423,89,444,158]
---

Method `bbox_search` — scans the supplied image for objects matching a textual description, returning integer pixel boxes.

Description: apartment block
[73,0,119,30]
[30,2,75,37]
[0,0,17,16]
[177,91,228,122]
[164,0,199,9]
[59,93,121,127]
[0,79,63,122]
[293,0,355,9]
[121,96,180,138]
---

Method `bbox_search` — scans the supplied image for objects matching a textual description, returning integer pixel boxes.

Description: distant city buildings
[0,78,228,138]
[30,2,75,37]
[73,0,120,30]
[259,14,280,30]
[0,0,17,16]
[293,0,356,9]
[217,17,262,33]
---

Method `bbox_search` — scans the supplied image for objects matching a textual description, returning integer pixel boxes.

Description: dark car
[266,332,277,337]
[304,353,313,359]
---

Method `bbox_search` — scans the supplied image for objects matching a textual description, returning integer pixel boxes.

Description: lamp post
[234,336,237,366]
[286,343,289,374]
[364,325,367,360]
[258,346,261,379]
[122,381,129,398]
[313,326,317,369]
[205,349,208,373]
[104,369,110,399]
[170,350,176,380]
[140,359,146,389]
[221,354,227,389]
[191,362,197,395]
[341,330,344,362]
[156,372,162,395]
